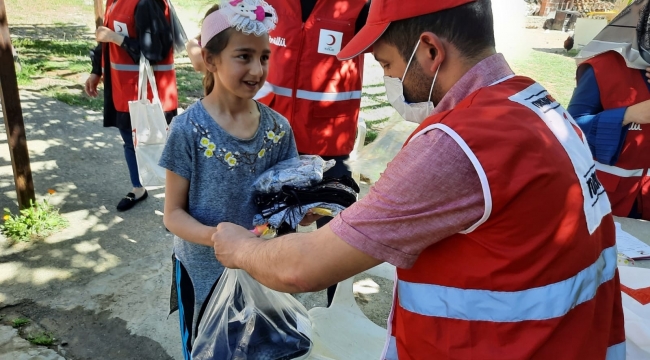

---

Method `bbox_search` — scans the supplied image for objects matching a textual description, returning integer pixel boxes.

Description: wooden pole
[94,0,105,29]
[0,0,35,209]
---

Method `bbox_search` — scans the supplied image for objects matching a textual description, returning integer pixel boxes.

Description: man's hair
[380,0,495,63]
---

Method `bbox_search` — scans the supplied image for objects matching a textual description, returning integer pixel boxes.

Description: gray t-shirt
[159,100,298,325]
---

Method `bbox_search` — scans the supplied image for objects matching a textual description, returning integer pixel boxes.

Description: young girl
[158,1,297,357]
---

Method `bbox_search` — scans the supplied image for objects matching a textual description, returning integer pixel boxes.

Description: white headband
[200,0,278,47]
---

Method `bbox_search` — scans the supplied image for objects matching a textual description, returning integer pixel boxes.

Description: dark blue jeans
[118,127,142,188]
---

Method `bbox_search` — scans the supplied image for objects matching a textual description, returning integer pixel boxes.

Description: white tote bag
[128,55,168,187]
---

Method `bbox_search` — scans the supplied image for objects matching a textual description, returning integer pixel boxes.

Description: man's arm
[213,223,382,293]
[213,130,485,293]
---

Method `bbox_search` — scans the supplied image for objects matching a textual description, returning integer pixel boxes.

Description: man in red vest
[212,0,626,358]
[568,0,650,220]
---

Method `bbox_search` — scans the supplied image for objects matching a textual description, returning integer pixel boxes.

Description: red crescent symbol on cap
[116,24,123,32]
[327,34,336,46]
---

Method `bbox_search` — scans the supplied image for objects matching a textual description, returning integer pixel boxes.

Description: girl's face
[205,31,271,99]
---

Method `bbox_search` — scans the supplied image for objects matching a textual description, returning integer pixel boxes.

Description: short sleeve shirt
[159,100,298,305]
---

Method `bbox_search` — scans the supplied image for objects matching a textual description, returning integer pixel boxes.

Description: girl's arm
[163,170,215,247]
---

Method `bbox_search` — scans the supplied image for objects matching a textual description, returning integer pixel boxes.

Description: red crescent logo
[327,34,336,46]
[116,24,123,33]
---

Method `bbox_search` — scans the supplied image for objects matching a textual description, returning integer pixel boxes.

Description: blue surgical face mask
[383,39,440,124]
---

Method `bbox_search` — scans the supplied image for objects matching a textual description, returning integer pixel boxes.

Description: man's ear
[419,32,445,75]
[202,48,219,73]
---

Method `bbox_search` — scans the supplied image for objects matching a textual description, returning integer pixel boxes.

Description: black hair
[379,0,495,63]
[201,4,234,96]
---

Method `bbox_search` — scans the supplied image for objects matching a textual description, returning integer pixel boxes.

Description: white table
[614,216,650,269]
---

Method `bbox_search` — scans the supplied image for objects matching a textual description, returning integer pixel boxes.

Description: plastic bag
[128,55,168,186]
[346,111,418,184]
[164,0,189,55]
[192,269,313,360]
[252,155,335,193]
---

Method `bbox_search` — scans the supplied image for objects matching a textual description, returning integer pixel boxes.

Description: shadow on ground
[9,24,93,42]
[0,90,180,359]
[0,301,172,360]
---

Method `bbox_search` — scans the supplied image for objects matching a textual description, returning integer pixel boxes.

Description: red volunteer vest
[258,0,365,156]
[582,51,650,219]
[104,0,177,113]
[383,76,625,360]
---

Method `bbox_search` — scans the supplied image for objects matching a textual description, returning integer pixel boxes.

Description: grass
[46,89,104,111]
[12,37,105,109]
[12,318,30,328]
[175,64,204,109]
[1,199,69,242]
[511,49,579,108]
[27,332,55,346]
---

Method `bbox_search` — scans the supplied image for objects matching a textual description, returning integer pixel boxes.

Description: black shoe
[116,190,148,212]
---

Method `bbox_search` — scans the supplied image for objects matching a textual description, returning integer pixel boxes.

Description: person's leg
[317,155,352,307]
[117,128,147,211]
[118,128,143,189]
[175,259,195,360]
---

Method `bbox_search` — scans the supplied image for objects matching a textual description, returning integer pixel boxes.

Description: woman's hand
[95,26,124,45]
[84,74,102,97]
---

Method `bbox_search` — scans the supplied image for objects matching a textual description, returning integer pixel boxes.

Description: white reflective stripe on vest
[594,161,649,178]
[266,83,361,102]
[110,63,175,71]
[606,342,626,360]
[398,245,618,322]
[296,89,361,101]
[384,336,398,360]
[266,83,293,97]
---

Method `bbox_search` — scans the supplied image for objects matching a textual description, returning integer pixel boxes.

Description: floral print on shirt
[190,117,287,172]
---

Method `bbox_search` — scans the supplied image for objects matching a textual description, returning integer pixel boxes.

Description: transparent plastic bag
[346,112,418,183]
[192,269,313,360]
[252,155,336,194]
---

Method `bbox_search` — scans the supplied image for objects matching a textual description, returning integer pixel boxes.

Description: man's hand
[95,26,124,45]
[212,222,261,269]
[84,74,101,97]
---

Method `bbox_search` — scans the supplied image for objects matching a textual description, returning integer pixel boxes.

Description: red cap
[337,0,477,60]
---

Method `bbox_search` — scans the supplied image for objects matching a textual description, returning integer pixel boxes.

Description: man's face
[373,39,443,104]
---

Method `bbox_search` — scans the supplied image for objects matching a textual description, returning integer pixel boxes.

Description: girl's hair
[202,4,234,96]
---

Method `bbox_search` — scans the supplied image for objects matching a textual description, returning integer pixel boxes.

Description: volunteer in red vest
[212,0,626,358]
[568,0,650,220]
[85,0,178,211]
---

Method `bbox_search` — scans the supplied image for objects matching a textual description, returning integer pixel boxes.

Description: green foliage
[12,318,30,328]
[47,89,104,111]
[27,332,55,346]
[1,199,69,242]
[12,38,93,86]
